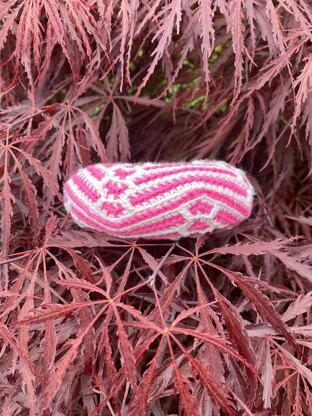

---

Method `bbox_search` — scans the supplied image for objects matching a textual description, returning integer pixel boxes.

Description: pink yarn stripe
[130,176,247,205]
[189,201,213,215]
[106,181,128,197]
[87,165,106,181]
[114,167,136,179]
[116,214,185,236]
[215,209,241,225]
[101,201,124,215]
[148,233,181,239]
[187,219,208,230]
[134,166,238,185]
[71,206,108,232]
[142,163,187,170]
[71,176,100,203]
[64,184,113,228]
[141,162,222,170]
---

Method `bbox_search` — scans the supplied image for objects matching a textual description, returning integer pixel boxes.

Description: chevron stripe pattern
[63,160,254,239]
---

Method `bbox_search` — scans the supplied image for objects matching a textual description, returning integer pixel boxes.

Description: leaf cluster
[1,1,312,415]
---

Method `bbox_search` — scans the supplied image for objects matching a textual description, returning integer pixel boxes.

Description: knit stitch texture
[63,160,254,239]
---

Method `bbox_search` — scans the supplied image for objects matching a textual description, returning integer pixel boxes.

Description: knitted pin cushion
[63,160,254,240]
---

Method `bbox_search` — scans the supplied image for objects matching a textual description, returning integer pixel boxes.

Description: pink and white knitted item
[63,160,254,240]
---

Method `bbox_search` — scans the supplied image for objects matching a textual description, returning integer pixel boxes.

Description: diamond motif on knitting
[63,160,254,239]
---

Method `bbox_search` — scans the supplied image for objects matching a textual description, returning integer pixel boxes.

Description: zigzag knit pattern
[63,160,254,240]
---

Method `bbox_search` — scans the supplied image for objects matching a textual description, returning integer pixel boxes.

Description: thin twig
[148,241,177,286]
[0,254,29,266]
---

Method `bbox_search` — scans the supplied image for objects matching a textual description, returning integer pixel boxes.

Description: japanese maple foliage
[1,1,312,415]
